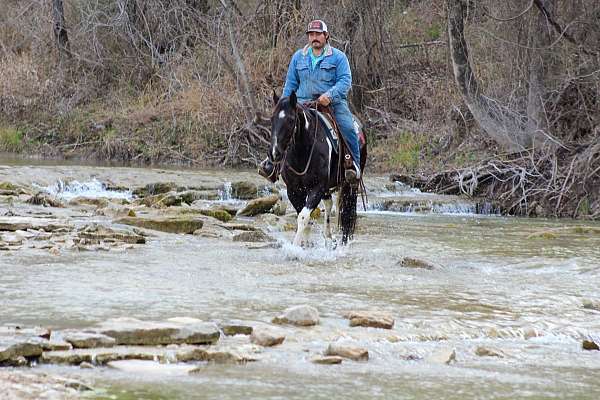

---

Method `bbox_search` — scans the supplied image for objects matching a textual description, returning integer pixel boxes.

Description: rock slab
[95,318,220,346]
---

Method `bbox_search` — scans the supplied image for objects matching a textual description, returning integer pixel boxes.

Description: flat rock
[115,216,204,234]
[237,195,279,217]
[219,322,253,336]
[95,318,220,346]
[76,223,145,245]
[344,310,394,329]
[325,344,368,361]
[230,181,258,200]
[41,346,166,365]
[426,347,456,364]
[179,190,221,203]
[176,345,259,363]
[0,217,71,232]
[311,355,343,365]
[250,327,285,347]
[133,182,177,197]
[107,360,197,375]
[272,305,319,326]
[61,331,117,349]
[0,337,45,363]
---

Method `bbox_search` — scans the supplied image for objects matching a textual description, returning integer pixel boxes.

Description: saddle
[306,103,366,169]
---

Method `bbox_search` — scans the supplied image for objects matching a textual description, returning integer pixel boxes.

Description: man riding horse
[259,19,361,183]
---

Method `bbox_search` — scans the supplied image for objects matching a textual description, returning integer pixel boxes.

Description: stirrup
[344,162,360,183]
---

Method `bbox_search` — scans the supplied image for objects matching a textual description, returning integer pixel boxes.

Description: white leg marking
[324,198,333,239]
[293,207,312,247]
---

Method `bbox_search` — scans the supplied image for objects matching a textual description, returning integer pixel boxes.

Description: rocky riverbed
[1,164,600,399]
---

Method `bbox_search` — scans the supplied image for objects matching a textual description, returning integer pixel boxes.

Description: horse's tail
[337,180,358,245]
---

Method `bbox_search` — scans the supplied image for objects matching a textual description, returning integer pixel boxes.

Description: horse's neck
[295,108,316,147]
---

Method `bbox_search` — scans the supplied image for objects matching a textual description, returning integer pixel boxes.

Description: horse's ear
[272,90,280,105]
[290,91,297,108]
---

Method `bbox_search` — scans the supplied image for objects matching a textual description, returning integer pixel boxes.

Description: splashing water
[33,178,132,201]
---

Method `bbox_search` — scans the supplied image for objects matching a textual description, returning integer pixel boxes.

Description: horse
[269,91,367,246]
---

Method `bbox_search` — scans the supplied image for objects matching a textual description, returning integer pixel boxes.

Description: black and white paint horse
[269,91,367,246]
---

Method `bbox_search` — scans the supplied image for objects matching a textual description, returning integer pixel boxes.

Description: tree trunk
[52,0,70,62]
[447,0,535,152]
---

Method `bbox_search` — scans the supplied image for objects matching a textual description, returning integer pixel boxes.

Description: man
[259,19,361,182]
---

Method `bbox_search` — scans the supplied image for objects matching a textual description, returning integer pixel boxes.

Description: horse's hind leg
[323,194,333,240]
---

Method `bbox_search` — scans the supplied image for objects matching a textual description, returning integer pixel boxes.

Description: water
[1,162,600,399]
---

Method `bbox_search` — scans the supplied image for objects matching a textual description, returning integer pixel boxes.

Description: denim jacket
[282,44,352,105]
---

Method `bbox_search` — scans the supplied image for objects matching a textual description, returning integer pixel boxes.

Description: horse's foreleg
[323,195,333,240]
[293,207,312,247]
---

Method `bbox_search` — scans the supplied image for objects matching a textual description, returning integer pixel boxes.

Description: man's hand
[318,94,331,107]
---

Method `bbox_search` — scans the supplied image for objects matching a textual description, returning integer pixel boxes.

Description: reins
[282,104,318,177]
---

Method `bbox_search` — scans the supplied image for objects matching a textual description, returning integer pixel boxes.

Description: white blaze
[278,110,286,119]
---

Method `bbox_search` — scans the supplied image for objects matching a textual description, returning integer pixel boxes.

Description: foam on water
[34,178,132,201]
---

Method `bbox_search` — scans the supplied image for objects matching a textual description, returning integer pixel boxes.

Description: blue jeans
[331,101,360,168]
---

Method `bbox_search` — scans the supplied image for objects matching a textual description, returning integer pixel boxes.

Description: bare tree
[52,0,70,62]
[447,0,558,153]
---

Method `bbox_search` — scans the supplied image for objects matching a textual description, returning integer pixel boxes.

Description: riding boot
[343,155,361,183]
[258,157,278,183]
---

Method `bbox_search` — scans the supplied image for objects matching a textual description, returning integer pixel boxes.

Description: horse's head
[270,91,299,163]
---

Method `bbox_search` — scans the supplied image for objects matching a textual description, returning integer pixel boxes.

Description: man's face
[308,31,327,50]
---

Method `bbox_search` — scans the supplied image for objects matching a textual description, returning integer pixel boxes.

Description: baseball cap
[306,19,328,34]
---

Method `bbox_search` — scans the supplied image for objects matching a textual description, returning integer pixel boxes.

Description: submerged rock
[107,359,196,374]
[311,355,343,365]
[115,216,204,234]
[95,318,220,346]
[232,230,275,243]
[398,257,435,270]
[68,197,109,208]
[344,310,394,329]
[475,346,505,358]
[325,344,368,361]
[272,305,319,326]
[426,347,456,364]
[583,300,600,312]
[237,195,279,217]
[250,327,285,347]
